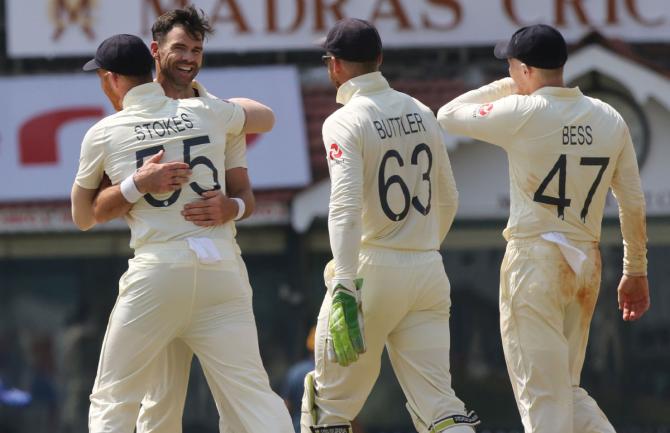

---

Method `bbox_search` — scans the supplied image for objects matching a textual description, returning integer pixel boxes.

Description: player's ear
[150,41,159,59]
[106,72,125,96]
[332,57,344,74]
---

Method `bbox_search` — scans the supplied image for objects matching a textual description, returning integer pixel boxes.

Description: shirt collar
[336,71,390,105]
[122,82,166,109]
[532,86,583,98]
[192,80,210,98]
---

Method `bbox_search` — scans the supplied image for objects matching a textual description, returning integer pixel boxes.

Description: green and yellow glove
[328,278,365,367]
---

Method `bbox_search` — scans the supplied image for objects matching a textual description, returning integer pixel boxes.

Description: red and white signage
[0,66,310,203]
[6,0,669,57]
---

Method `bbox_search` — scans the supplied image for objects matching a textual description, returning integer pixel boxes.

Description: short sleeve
[225,134,248,169]
[208,99,246,137]
[74,125,106,189]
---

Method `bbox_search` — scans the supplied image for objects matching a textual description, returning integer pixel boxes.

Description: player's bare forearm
[230,97,275,133]
[71,183,98,231]
[182,167,255,226]
[93,184,133,224]
[91,153,191,223]
[225,167,255,220]
[617,274,650,321]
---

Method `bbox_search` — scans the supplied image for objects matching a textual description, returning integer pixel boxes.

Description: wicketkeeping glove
[328,278,365,367]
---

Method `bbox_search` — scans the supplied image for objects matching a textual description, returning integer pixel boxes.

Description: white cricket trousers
[500,237,615,433]
[136,339,243,433]
[136,245,250,433]
[88,240,293,433]
[308,247,469,429]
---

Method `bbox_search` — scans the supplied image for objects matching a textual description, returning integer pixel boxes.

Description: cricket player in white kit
[92,81,252,433]
[437,24,650,433]
[87,8,258,432]
[70,34,293,433]
[89,80,251,433]
[300,19,479,433]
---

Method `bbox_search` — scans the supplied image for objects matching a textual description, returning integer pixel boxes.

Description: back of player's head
[494,24,567,69]
[82,33,153,80]
[152,5,214,43]
[321,18,382,63]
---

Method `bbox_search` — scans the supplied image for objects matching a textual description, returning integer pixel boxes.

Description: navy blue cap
[494,24,568,69]
[322,18,382,62]
[83,34,153,76]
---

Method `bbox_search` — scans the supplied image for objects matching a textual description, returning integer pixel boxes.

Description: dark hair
[151,5,214,43]
[334,58,379,77]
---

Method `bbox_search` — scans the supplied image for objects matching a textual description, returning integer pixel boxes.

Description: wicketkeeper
[301,18,480,433]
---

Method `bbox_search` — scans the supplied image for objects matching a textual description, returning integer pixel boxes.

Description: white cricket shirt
[192,81,247,170]
[437,78,647,275]
[324,72,458,283]
[75,82,245,249]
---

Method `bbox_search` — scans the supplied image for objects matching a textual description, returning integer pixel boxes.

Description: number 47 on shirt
[533,154,609,222]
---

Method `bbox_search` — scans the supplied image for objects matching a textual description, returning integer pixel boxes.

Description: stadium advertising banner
[6,0,670,57]
[0,66,310,203]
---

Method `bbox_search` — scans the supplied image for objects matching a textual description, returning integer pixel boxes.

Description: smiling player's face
[155,25,203,91]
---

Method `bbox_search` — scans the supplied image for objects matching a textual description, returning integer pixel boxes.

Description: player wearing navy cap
[71,33,293,433]
[438,24,649,433]
[300,18,478,433]
[83,8,268,433]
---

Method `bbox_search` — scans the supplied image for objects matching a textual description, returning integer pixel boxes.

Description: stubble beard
[160,60,199,96]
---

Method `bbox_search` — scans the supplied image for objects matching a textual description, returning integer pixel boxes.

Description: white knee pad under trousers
[406,402,479,433]
[300,371,353,433]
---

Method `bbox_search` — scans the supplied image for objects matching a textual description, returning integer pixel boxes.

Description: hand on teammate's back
[617,274,650,321]
[134,150,191,194]
[182,190,238,227]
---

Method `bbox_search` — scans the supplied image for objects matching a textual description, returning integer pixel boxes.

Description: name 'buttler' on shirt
[373,112,426,140]
[134,113,194,142]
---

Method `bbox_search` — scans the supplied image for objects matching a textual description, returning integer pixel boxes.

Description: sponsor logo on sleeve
[473,103,494,118]
[328,143,343,164]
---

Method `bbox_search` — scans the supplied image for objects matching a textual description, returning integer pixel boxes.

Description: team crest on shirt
[328,143,343,164]
[473,103,494,118]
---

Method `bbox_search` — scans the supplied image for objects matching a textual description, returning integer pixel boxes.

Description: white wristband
[232,197,245,221]
[120,174,143,203]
